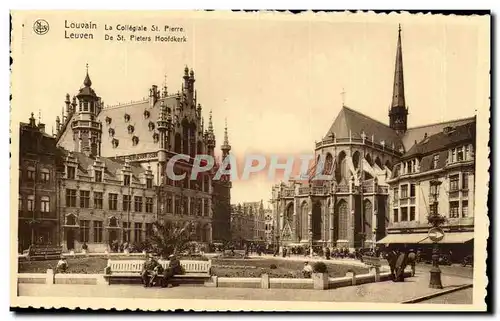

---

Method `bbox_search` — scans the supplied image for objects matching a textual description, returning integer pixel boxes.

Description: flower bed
[211,258,368,279]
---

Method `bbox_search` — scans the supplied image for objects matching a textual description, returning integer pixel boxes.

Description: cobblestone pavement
[18,271,472,304]
[416,288,473,304]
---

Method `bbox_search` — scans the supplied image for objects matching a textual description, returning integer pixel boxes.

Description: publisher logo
[33,19,49,35]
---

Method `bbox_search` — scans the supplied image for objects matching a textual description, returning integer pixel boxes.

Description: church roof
[324,106,404,150]
[403,119,475,159]
[402,116,476,151]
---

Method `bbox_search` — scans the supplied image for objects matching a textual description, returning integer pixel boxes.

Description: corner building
[271,26,476,250]
[54,66,231,251]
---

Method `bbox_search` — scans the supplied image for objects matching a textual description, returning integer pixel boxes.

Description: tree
[149,221,192,257]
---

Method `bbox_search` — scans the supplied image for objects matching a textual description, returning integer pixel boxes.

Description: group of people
[386,247,417,281]
[140,254,184,288]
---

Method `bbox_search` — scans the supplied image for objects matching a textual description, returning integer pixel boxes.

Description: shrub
[313,261,328,273]
[270,264,277,269]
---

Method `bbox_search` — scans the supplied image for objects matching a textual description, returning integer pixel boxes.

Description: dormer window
[148,121,155,131]
[108,128,115,137]
[124,113,130,122]
[95,170,102,182]
[431,154,439,169]
[132,136,139,146]
[105,116,112,125]
[123,174,131,186]
[144,110,150,119]
[153,132,159,143]
[66,166,76,179]
[127,124,134,134]
[112,138,119,148]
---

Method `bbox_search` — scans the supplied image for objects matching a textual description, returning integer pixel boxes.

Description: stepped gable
[401,116,476,151]
[98,95,179,157]
[324,106,403,150]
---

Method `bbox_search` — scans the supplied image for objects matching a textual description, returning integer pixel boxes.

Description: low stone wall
[18,268,411,290]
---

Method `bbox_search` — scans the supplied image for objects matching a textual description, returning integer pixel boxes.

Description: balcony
[298,187,310,195]
[336,184,349,193]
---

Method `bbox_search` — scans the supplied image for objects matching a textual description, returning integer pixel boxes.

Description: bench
[24,245,63,261]
[361,255,382,281]
[103,259,212,285]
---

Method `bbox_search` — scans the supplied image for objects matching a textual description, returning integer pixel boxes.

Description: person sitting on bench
[161,254,183,288]
[56,256,68,273]
[141,254,162,287]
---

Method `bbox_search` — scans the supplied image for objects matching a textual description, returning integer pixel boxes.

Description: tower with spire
[72,64,103,156]
[388,24,409,135]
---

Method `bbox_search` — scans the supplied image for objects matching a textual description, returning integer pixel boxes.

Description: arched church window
[124,113,130,122]
[174,133,182,154]
[148,121,155,131]
[337,200,348,240]
[127,124,134,134]
[132,136,139,146]
[324,153,334,175]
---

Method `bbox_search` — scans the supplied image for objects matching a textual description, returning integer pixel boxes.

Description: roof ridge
[407,116,476,130]
[342,105,393,130]
[103,100,148,110]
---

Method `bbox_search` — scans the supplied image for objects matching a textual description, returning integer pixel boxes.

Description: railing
[336,184,349,193]
[362,185,374,193]
[315,137,403,155]
[378,186,389,194]
[298,187,310,195]
[312,186,327,195]
[282,189,294,197]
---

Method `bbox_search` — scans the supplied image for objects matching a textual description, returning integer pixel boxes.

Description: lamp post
[428,179,445,289]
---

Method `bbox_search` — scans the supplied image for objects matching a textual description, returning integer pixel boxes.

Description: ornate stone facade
[53,66,231,251]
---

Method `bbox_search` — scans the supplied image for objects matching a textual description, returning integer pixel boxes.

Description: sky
[11,11,490,205]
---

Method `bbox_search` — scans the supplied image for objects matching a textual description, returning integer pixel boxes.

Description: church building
[271,26,476,251]
[53,66,232,252]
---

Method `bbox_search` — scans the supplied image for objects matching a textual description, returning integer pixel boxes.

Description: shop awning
[376,233,429,244]
[419,232,474,244]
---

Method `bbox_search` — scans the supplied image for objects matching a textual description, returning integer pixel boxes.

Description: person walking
[407,249,417,277]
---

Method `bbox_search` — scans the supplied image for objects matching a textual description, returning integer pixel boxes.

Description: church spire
[221,118,231,157]
[391,24,405,109]
[389,24,408,134]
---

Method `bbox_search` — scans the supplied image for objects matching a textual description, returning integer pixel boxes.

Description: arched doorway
[336,200,348,241]
[312,201,322,240]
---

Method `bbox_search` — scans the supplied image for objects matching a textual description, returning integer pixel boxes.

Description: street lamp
[428,179,445,289]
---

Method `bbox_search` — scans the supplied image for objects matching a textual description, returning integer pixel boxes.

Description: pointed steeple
[391,25,405,109]
[208,110,214,134]
[221,118,231,156]
[388,24,409,134]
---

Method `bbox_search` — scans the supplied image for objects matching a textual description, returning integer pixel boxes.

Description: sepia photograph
[9,10,490,311]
